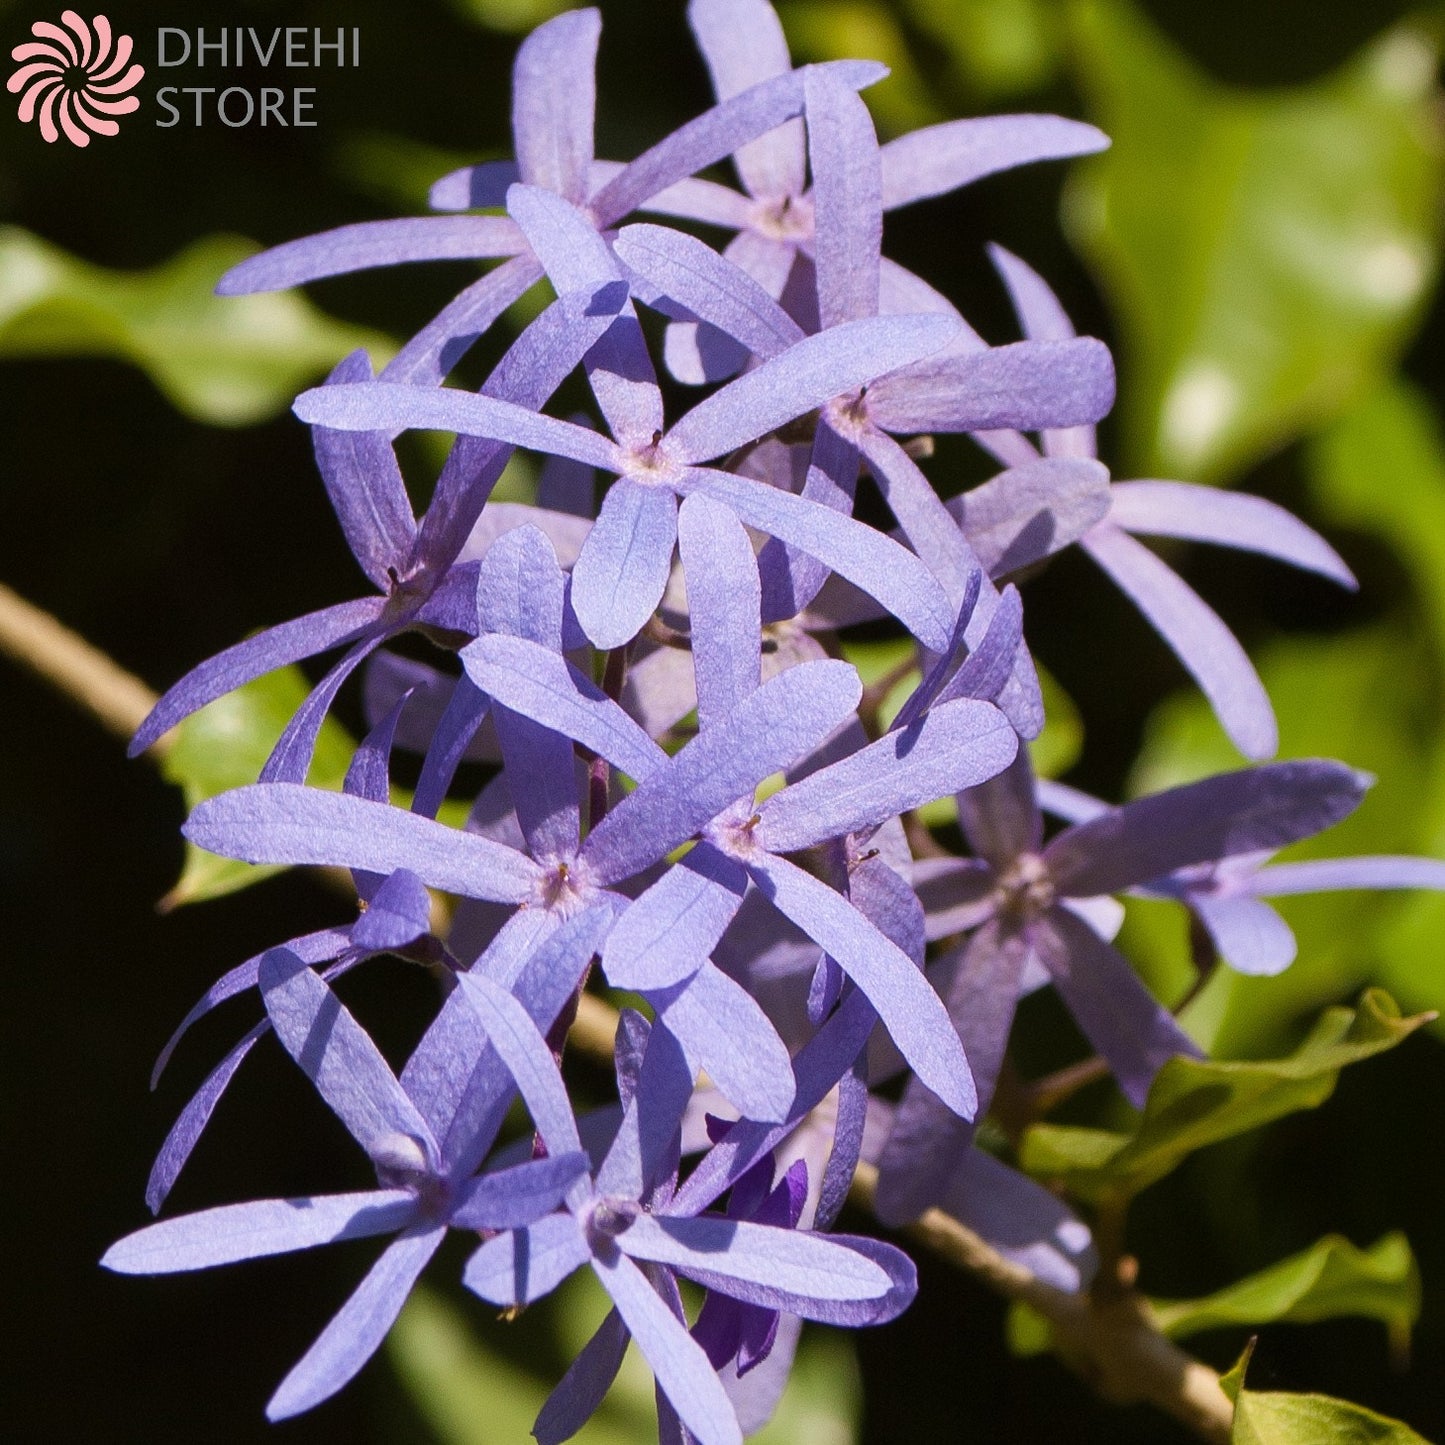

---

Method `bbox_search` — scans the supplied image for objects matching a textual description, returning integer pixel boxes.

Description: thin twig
[2,582,1235,1445]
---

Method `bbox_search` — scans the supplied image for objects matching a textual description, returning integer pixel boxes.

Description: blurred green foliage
[0,229,391,425]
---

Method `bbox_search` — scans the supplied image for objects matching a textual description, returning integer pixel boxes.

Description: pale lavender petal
[534,1308,631,1445]
[1250,854,1445,896]
[102,1191,416,1273]
[1191,892,1297,977]
[591,62,884,227]
[865,337,1115,434]
[677,492,761,726]
[345,689,410,807]
[1082,522,1278,760]
[312,351,416,587]
[681,466,954,651]
[949,457,1111,577]
[855,427,980,605]
[744,852,976,1118]
[623,645,699,739]
[260,631,383,785]
[633,174,754,227]
[614,222,803,359]
[381,253,543,389]
[913,856,997,941]
[1035,777,1111,825]
[958,749,1042,867]
[816,1062,868,1229]
[596,1020,695,1200]
[293,381,620,470]
[216,217,524,294]
[874,922,1026,1224]
[458,973,583,1156]
[267,1225,446,1421]
[363,654,466,754]
[1036,905,1202,1109]
[757,420,860,621]
[184,786,543,902]
[582,661,863,886]
[721,1313,801,1431]
[935,583,1024,708]
[654,961,795,1123]
[507,182,620,292]
[689,0,805,199]
[462,634,665,780]
[537,447,597,517]
[757,698,1017,851]
[592,1250,744,1445]
[260,948,437,1156]
[465,1215,591,1306]
[940,1148,1097,1292]
[619,1213,894,1317]
[878,256,974,320]
[602,846,749,990]
[128,598,386,757]
[1108,481,1357,588]
[428,158,522,211]
[571,478,679,650]
[804,68,881,326]
[669,314,959,464]
[511,8,601,202]
[879,113,1108,211]
[1043,760,1369,898]
[349,869,432,954]
[452,1153,591,1229]
[399,986,491,1145]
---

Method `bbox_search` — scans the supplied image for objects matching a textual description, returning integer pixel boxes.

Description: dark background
[3,0,1442,1439]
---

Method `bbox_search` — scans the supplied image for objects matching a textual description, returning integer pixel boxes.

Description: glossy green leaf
[1019,990,1431,1202]
[0,227,391,426]
[1223,1342,1435,1444]
[159,667,356,908]
[1068,0,1443,481]
[1152,1232,1420,1352]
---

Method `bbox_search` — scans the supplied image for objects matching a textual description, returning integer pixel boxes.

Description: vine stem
[0,581,1235,1445]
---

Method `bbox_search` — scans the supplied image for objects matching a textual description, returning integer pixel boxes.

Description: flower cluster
[104,3,1445,1440]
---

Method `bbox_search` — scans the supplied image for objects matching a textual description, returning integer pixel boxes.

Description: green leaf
[1067,0,1444,481]
[1019,990,1431,1202]
[1223,1342,1435,1444]
[901,0,1064,100]
[1031,661,1083,779]
[0,227,391,426]
[388,1285,645,1445]
[1152,1233,1420,1354]
[159,667,356,908]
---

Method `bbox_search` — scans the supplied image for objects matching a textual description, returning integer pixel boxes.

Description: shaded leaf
[1019,990,1430,1202]
[1068,1,1443,480]
[1151,1233,1420,1354]
[0,228,391,425]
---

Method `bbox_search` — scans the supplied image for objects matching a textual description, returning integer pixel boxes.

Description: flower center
[750,192,814,242]
[584,1196,639,1245]
[995,852,1055,922]
[620,432,683,487]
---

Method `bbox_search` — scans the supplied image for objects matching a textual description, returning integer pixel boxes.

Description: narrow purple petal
[349,869,432,954]
[428,158,522,211]
[1037,905,1203,1108]
[571,478,679,650]
[743,852,976,1118]
[1250,854,1445,896]
[1191,892,1297,976]
[259,631,383,785]
[757,698,1017,851]
[596,1019,695,1201]
[260,948,437,1157]
[958,750,1042,868]
[680,466,954,651]
[913,856,997,941]
[950,457,1112,577]
[457,972,583,1156]
[582,661,863,886]
[1043,759,1369,898]
[935,583,1025,708]
[412,676,490,821]
[677,492,761,726]
[216,217,525,294]
[1082,522,1278,760]
[267,1225,446,1421]
[102,1191,416,1273]
[511,8,601,203]
[602,846,748,990]
[669,314,960,464]
[452,1152,592,1229]
[462,634,665,781]
[688,0,805,200]
[879,113,1109,211]
[592,1250,744,1445]
[987,242,1078,343]
[534,1308,631,1445]
[804,68,881,327]
[633,174,755,228]
[184,785,543,902]
[1108,481,1357,589]
[128,598,386,757]
[312,351,416,587]
[466,1215,591,1306]
[654,961,795,1123]
[865,337,1116,434]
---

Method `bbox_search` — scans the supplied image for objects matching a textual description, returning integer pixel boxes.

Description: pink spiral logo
[8,11,143,147]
